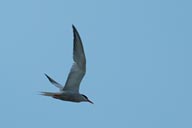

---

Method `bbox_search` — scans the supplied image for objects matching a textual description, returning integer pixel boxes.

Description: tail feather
[40,92,56,97]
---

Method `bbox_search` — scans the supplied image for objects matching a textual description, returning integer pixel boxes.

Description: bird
[41,25,93,104]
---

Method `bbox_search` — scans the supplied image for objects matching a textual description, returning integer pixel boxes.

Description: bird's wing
[44,73,63,90]
[63,25,86,93]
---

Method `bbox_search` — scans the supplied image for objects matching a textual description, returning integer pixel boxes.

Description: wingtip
[44,73,48,77]
[72,24,77,32]
[44,73,51,80]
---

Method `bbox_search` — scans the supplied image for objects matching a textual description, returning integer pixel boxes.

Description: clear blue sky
[0,0,191,128]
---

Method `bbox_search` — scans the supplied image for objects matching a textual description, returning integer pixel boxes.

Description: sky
[0,0,192,128]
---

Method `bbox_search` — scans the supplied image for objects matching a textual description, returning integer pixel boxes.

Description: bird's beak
[87,99,94,104]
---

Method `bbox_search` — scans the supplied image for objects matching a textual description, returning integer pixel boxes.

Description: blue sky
[0,0,191,127]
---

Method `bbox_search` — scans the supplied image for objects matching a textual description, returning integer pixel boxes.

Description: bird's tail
[40,92,56,97]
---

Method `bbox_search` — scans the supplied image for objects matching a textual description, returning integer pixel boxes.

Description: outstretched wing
[63,25,86,93]
[44,73,63,90]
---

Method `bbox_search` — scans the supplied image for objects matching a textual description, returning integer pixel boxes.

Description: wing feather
[44,73,63,90]
[63,25,86,92]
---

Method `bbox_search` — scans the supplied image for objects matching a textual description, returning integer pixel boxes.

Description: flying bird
[41,25,93,104]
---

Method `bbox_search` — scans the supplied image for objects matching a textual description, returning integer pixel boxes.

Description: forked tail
[40,92,61,99]
[40,92,56,97]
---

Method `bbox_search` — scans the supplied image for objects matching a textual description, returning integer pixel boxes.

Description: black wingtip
[44,73,50,80]
[72,24,78,32]
[44,73,48,77]
[44,73,53,82]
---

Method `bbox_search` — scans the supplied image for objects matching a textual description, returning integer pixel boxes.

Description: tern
[41,25,93,104]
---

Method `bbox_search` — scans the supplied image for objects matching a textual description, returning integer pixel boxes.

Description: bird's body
[42,91,88,103]
[41,25,93,104]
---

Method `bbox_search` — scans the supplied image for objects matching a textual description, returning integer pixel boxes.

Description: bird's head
[81,94,94,104]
